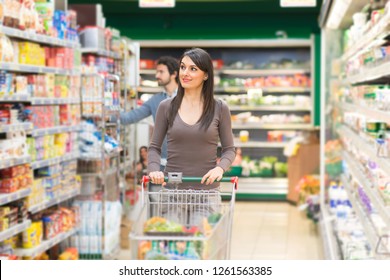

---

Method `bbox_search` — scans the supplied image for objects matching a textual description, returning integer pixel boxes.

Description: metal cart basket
[129,173,238,260]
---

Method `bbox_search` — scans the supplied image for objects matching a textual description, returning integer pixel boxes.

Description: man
[115,56,179,170]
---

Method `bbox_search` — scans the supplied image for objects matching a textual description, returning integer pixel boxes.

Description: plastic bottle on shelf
[145,241,169,260]
[183,241,200,260]
[145,240,159,260]
[328,182,339,214]
[167,241,181,260]
[336,186,350,219]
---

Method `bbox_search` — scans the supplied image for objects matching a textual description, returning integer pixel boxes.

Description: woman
[147,48,236,223]
[135,146,148,182]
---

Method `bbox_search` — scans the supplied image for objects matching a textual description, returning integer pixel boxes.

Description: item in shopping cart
[202,217,213,236]
[182,226,199,234]
[144,241,169,260]
[183,241,200,260]
[143,216,189,235]
[207,212,222,225]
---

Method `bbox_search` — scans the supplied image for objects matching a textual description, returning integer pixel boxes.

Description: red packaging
[139,59,155,69]
[212,59,224,69]
[0,167,19,178]
[0,110,11,124]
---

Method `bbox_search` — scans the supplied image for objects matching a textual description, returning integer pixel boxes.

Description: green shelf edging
[222,194,286,201]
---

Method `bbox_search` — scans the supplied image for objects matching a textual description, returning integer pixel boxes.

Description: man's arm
[118,100,153,125]
[110,94,163,124]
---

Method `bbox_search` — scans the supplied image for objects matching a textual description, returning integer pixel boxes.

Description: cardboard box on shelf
[120,238,130,250]
[120,217,132,249]
[287,141,319,204]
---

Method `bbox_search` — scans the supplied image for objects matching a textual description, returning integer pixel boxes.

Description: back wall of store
[69,0,322,124]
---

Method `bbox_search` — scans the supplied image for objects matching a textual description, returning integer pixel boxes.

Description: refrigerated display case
[320,0,390,260]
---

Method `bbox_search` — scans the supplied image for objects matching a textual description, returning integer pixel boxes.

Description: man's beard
[158,79,169,87]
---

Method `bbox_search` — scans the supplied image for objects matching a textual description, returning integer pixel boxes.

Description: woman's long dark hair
[168,48,215,131]
[138,146,147,168]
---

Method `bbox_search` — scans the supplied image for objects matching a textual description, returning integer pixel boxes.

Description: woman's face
[140,148,147,160]
[179,56,208,91]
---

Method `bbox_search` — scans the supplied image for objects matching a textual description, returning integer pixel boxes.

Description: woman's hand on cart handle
[201,166,224,185]
[147,171,167,186]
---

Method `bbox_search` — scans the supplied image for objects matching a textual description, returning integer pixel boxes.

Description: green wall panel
[106,13,320,40]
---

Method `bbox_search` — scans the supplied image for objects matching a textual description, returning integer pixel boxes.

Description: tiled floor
[230,201,323,260]
[119,201,323,260]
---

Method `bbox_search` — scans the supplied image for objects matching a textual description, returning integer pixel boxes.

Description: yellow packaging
[19,52,27,64]
[18,42,33,53]
[0,217,9,231]
[0,207,11,217]
[22,221,42,248]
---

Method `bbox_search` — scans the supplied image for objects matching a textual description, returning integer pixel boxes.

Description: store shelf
[0,95,30,102]
[262,87,311,93]
[137,86,305,95]
[31,125,81,137]
[139,69,155,75]
[346,59,390,85]
[0,122,33,133]
[28,188,80,214]
[229,105,311,112]
[81,97,103,102]
[233,141,286,148]
[342,12,390,62]
[79,151,120,161]
[0,188,31,206]
[14,227,78,258]
[137,86,163,93]
[78,167,118,178]
[340,102,390,124]
[342,152,390,228]
[0,63,80,75]
[220,68,310,76]
[338,125,390,176]
[215,86,311,94]
[232,123,314,130]
[81,72,102,77]
[31,98,80,105]
[82,108,121,118]
[0,26,80,48]
[0,96,80,104]
[318,209,341,260]
[341,175,389,259]
[81,48,122,60]
[0,220,31,242]
[220,177,287,195]
[31,152,79,170]
[0,156,31,170]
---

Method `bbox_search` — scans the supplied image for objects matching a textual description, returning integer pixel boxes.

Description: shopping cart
[129,172,238,260]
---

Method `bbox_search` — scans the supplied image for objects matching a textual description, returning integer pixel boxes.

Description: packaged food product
[0,0,4,25]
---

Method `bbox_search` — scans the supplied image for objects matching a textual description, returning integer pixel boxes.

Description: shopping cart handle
[142,175,238,189]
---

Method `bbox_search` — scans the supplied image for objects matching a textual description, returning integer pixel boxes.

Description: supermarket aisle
[118,201,323,260]
[230,202,323,260]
